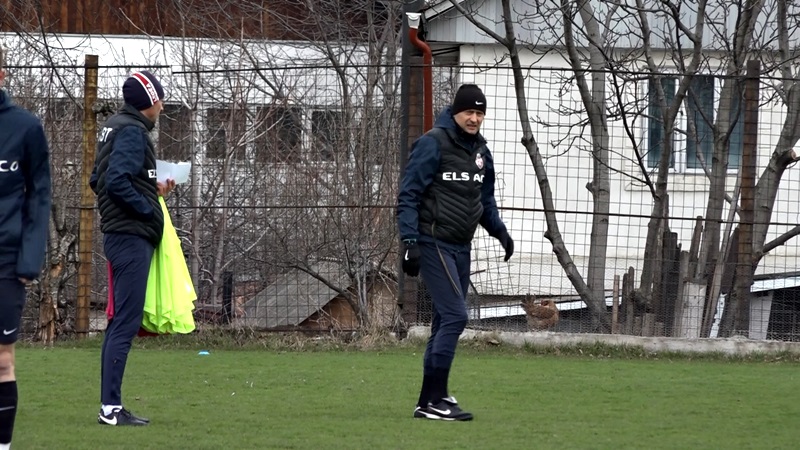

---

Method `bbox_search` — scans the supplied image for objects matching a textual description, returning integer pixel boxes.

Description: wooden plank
[660,232,680,334]
[642,313,655,337]
[679,283,706,338]
[625,267,635,335]
[611,275,620,334]
[749,293,773,340]
[633,315,642,336]
[672,250,690,336]
[688,216,703,279]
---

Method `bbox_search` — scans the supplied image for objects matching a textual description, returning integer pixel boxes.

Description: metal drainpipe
[406,12,433,132]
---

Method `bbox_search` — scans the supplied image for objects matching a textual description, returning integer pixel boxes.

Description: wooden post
[398,55,424,326]
[624,267,635,334]
[643,313,655,336]
[688,216,703,279]
[633,316,643,336]
[77,55,99,338]
[672,251,690,336]
[611,275,620,334]
[733,60,760,335]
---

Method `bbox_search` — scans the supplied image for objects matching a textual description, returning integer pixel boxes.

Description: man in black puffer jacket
[397,84,514,421]
[90,71,174,427]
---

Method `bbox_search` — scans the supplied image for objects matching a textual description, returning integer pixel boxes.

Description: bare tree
[445,0,800,337]
[139,1,404,328]
[448,0,621,330]
[612,0,800,337]
[1,0,404,335]
[238,0,402,328]
[2,34,83,342]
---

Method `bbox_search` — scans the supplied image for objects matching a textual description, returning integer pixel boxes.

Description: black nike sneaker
[442,396,459,406]
[413,405,437,419]
[413,396,465,419]
[425,400,474,421]
[97,407,150,426]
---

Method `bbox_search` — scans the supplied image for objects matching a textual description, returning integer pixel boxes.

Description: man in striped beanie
[90,70,174,426]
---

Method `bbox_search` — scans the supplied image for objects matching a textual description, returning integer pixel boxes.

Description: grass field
[10,336,800,449]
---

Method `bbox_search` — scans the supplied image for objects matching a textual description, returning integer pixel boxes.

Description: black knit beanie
[451,84,487,115]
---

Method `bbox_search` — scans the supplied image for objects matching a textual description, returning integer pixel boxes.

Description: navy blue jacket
[0,90,52,279]
[89,104,163,246]
[397,108,507,248]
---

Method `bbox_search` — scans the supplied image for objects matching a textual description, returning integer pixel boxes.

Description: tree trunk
[575,0,612,330]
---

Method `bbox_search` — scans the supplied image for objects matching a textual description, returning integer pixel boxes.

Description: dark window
[647,77,676,169]
[311,110,343,161]
[686,76,714,170]
[160,104,192,161]
[206,107,246,160]
[254,106,302,163]
[647,75,742,171]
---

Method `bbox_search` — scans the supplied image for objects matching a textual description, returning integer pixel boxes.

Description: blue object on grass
[198,350,210,355]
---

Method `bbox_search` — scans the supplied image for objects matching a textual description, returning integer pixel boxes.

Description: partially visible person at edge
[89,70,175,426]
[0,46,52,449]
[397,84,514,421]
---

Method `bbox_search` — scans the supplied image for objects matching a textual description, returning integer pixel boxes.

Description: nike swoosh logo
[429,406,451,415]
[99,415,117,425]
[0,406,16,412]
[2,329,16,335]
[404,251,409,261]
[475,101,484,105]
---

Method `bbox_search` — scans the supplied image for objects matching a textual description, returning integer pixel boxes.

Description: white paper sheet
[156,160,191,184]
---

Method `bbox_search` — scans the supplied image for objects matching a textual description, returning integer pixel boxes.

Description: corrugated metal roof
[751,276,800,292]
[240,261,351,328]
[470,275,800,320]
[422,0,465,21]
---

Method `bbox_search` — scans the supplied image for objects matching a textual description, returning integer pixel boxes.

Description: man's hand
[18,278,31,285]
[157,179,176,197]
[402,240,421,277]
[498,230,514,262]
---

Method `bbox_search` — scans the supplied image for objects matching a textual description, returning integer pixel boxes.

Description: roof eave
[422,0,467,22]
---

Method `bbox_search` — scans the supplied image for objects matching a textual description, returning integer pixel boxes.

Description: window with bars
[646,75,743,172]
[311,109,344,162]
[254,106,303,163]
[159,103,192,161]
[206,107,246,160]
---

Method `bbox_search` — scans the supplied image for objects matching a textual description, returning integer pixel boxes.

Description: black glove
[498,230,514,262]
[402,239,421,277]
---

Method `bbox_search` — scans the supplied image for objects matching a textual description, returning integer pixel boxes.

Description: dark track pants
[419,241,471,374]
[100,233,154,405]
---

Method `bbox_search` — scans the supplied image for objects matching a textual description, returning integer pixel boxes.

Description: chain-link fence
[10,56,403,340]
[8,54,800,342]
[409,61,800,341]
